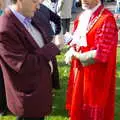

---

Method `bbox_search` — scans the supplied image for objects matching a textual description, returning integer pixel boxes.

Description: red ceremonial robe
[65,5,118,120]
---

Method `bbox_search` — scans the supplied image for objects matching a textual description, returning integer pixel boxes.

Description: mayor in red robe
[64,0,118,120]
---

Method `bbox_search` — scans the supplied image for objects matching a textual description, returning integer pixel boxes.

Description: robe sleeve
[0,31,60,73]
[94,16,118,62]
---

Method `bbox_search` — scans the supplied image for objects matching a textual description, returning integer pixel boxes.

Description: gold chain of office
[86,8,105,33]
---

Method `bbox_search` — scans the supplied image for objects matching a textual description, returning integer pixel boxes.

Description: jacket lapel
[31,16,52,44]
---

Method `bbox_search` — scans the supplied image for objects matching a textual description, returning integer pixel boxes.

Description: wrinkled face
[0,0,4,9]
[81,0,99,10]
[18,0,39,17]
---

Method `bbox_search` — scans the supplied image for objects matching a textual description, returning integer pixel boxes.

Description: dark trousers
[16,116,44,120]
[61,18,70,34]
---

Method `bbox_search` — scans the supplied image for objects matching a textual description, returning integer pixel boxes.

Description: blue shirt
[9,6,31,29]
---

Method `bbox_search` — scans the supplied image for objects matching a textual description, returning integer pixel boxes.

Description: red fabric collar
[89,5,104,23]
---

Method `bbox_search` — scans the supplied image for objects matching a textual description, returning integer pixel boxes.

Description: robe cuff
[35,43,60,61]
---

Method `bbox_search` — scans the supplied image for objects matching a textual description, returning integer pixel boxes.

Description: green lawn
[115,47,120,120]
[0,48,120,120]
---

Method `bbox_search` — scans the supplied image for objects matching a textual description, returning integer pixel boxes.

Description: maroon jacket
[0,9,60,117]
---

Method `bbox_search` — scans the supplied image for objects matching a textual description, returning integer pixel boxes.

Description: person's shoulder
[102,8,117,25]
[103,8,114,17]
[0,9,14,33]
[37,4,50,18]
[0,14,10,32]
[39,4,49,11]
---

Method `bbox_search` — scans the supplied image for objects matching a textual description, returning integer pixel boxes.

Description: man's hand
[73,50,97,66]
[64,32,73,45]
[64,48,75,64]
[52,34,64,50]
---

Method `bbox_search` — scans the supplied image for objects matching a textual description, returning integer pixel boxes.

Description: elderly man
[64,0,118,119]
[0,0,64,120]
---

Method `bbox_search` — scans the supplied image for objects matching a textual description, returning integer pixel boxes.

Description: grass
[115,47,120,120]
[0,47,120,120]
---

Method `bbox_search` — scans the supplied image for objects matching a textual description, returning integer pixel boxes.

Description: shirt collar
[9,6,31,27]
